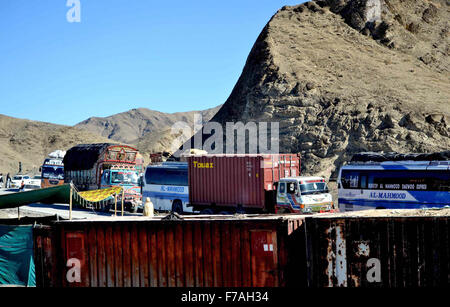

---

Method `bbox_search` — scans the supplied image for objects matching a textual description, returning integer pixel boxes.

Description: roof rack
[350,151,450,163]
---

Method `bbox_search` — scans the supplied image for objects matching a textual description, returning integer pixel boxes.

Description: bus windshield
[144,167,188,186]
[42,166,64,180]
[300,182,329,195]
[110,171,139,185]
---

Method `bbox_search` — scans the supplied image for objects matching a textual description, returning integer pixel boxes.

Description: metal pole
[114,193,117,217]
[69,185,73,221]
[17,207,20,220]
[121,188,124,216]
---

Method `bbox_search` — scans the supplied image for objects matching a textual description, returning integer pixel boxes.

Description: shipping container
[33,214,307,288]
[187,154,300,213]
[304,209,450,287]
[32,209,450,288]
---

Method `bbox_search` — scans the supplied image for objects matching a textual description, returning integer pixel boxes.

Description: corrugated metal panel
[33,215,306,287]
[188,154,300,210]
[305,216,450,287]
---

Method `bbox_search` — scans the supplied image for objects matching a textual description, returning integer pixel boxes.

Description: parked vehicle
[276,176,335,213]
[11,174,31,188]
[63,143,143,212]
[337,151,450,211]
[142,162,189,214]
[187,154,335,214]
[40,150,65,188]
[27,175,42,188]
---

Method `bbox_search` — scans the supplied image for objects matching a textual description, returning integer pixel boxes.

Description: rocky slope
[182,0,450,179]
[0,115,115,175]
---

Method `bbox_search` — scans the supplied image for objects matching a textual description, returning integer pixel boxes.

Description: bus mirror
[39,167,41,172]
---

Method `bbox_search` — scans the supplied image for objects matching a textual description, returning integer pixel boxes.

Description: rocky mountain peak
[182,0,449,179]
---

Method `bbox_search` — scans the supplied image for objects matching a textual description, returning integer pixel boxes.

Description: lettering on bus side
[369,192,407,200]
[193,161,214,169]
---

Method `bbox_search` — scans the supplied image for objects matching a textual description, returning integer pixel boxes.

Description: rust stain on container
[305,215,450,287]
[33,215,306,287]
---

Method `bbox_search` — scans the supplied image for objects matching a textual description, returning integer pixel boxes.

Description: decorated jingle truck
[40,150,65,188]
[63,143,143,212]
[187,154,336,214]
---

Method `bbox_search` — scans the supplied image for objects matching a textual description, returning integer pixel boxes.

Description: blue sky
[0,0,304,126]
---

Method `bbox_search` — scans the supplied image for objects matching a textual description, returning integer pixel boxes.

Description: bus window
[360,175,367,189]
[145,167,188,186]
[341,171,360,189]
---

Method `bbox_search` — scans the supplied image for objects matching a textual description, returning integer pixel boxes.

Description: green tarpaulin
[0,184,70,209]
[0,184,118,210]
[0,225,35,286]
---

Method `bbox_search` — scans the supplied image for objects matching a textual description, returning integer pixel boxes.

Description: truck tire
[172,200,183,215]
[199,208,214,215]
[218,211,232,215]
[101,203,112,213]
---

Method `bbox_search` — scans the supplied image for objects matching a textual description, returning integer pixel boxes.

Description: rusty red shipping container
[304,212,450,287]
[33,209,450,287]
[187,154,300,212]
[33,215,307,287]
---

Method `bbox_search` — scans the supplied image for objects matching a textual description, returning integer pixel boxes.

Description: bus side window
[360,175,367,189]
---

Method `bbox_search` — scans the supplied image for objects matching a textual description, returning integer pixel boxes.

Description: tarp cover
[63,143,114,171]
[0,184,123,209]
[351,151,450,162]
[0,185,70,209]
[0,225,35,286]
[77,186,122,202]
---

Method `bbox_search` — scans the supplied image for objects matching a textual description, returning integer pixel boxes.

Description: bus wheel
[172,200,183,215]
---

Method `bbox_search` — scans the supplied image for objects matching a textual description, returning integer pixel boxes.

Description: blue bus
[142,162,191,214]
[337,154,450,211]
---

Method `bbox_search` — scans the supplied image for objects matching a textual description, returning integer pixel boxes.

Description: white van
[275,176,336,213]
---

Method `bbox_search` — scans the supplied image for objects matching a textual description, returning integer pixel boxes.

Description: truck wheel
[199,208,214,215]
[276,207,290,214]
[101,203,112,213]
[218,211,232,215]
[172,200,183,215]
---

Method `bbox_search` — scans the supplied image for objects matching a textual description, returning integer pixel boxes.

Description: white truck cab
[275,176,336,214]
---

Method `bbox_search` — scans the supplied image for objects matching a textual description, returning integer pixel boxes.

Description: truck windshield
[110,171,139,185]
[42,166,64,179]
[300,182,329,195]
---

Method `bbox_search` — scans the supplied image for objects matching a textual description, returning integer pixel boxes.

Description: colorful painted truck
[40,150,65,188]
[187,154,336,214]
[63,143,142,212]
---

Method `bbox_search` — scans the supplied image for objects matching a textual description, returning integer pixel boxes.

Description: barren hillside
[181,0,450,179]
[0,115,115,175]
[75,106,221,144]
